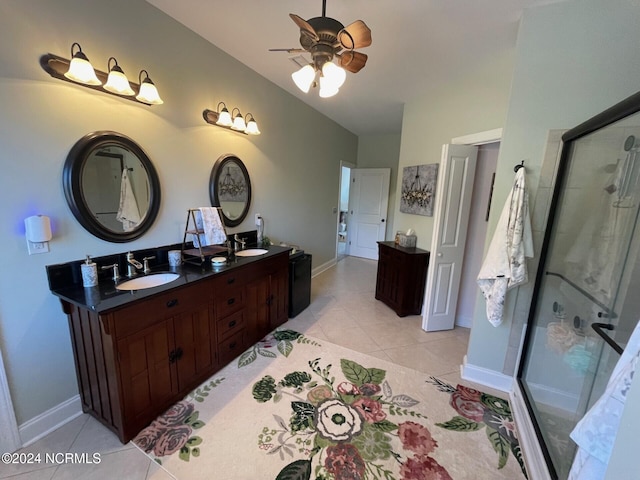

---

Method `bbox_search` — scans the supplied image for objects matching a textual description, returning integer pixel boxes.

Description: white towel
[477,168,533,326]
[116,169,141,232]
[194,207,227,247]
[568,320,640,479]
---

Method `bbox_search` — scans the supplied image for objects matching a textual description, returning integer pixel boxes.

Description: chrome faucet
[233,234,247,252]
[126,252,143,277]
[142,256,156,274]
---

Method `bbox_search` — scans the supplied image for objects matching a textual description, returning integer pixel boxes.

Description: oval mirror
[63,131,161,242]
[209,154,251,227]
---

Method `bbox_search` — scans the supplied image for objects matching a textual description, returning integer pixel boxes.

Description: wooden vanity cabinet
[246,253,289,344]
[62,251,291,443]
[375,241,430,317]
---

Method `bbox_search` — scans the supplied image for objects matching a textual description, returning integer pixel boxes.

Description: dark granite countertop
[47,245,291,314]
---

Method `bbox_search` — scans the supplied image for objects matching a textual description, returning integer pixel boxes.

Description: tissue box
[398,234,417,248]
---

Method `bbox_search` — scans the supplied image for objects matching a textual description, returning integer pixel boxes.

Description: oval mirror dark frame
[209,154,251,227]
[63,131,161,242]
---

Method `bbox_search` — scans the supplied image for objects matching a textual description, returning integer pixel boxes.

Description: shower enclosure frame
[514,89,640,480]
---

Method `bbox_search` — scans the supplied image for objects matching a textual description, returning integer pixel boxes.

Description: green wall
[0,0,357,425]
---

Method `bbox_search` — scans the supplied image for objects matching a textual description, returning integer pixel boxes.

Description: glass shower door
[517,110,640,479]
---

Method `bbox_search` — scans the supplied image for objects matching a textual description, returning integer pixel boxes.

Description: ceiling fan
[269,0,372,97]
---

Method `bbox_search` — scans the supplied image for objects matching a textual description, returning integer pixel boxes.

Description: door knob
[381,219,385,222]
[437,252,443,257]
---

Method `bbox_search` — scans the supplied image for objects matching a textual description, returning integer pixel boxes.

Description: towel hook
[514,160,525,173]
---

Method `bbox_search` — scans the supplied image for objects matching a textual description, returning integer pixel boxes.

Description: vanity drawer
[217,310,245,342]
[214,286,245,319]
[213,268,248,290]
[218,330,245,366]
[111,283,210,338]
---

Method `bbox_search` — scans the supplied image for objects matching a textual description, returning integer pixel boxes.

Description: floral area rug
[132,329,527,479]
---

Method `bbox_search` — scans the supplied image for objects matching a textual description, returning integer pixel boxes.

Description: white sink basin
[235,248,269,257]
[116,273,180,291]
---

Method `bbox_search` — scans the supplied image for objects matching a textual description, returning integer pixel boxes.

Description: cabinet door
[117,319,178,427]
[376,245,401,305]
[269,266,289,329]
[246,276,270,345]
[173,301,217,390]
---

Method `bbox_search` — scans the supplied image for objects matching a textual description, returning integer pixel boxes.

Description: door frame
[336,160,356,259]
[422,128,503,329]
[0,348,21,452]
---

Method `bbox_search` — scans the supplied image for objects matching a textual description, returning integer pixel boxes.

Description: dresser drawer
[217,310,245,342]
[111,283,210,338]
[218,330,245,366]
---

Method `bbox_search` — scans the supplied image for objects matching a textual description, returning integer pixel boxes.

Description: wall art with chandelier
[400,164,439,216]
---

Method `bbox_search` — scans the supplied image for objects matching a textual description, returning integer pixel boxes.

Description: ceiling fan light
[64,43,101,86]
[322,62,346,89]
[292,64,316,93]
[319,75,339,98]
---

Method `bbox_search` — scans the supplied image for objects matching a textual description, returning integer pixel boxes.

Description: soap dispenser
[81,255,98,287]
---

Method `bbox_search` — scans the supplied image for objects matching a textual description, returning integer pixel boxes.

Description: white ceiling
[147,0,563,136]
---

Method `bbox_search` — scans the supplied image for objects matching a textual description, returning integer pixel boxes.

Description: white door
[348,168,390,260]
[423,145,478,331]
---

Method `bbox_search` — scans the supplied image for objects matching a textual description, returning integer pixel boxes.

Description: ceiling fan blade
[289,13,319,42]
[269,48,307,53]
[338,20,372,50]
[339,51,368,73]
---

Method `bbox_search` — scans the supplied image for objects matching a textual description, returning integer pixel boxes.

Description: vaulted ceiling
[148,0,565,136]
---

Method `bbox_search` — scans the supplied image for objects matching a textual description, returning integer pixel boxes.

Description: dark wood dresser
[375,241,430,317]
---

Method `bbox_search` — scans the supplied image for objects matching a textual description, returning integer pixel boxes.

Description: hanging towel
[568,320,640,480]
[477,168,533,326]
[116,169,141,232]
[194,207,227,247]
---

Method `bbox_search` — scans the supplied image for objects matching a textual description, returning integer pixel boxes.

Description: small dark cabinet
[375,241,430,317]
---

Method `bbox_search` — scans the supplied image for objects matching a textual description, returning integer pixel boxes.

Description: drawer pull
[227,277,235,284]
[227,298,235,305]
[228,320,237,328]
[166,299,179,308]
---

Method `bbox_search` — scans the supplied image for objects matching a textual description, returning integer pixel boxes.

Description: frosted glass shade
[292,64,316,93]
[322,62,346,90]
[136,78,163,105]
[104,67,135,96]
[65,55,101,86]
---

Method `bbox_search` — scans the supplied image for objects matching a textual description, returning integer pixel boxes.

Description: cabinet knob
[228,320,237,328]
[227,277,235,284]
[229,342,237,349]
[166,299,179,308]
[227,297,235,305]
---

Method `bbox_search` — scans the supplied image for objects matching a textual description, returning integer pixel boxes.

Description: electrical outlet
[255,213,261,225]
[27,239,50,255]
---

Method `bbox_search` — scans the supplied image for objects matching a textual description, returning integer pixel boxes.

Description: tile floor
[1,256,505,480]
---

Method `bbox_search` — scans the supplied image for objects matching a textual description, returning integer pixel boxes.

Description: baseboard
[312,258,336,278]
[19,395,83,448]
[527,381,579,413]
[460,356,513,393]
[455,315,473,328]
[510,382,553,480]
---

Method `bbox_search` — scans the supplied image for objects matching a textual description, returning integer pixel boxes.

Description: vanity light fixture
[103,57,135,96]
[64,43,101,86]
[135,70,163,105]
[231,108,247,132]
[39,43,163,106]
[202,105,261,136]
[215,102,233,127]
[244,113,261,135]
